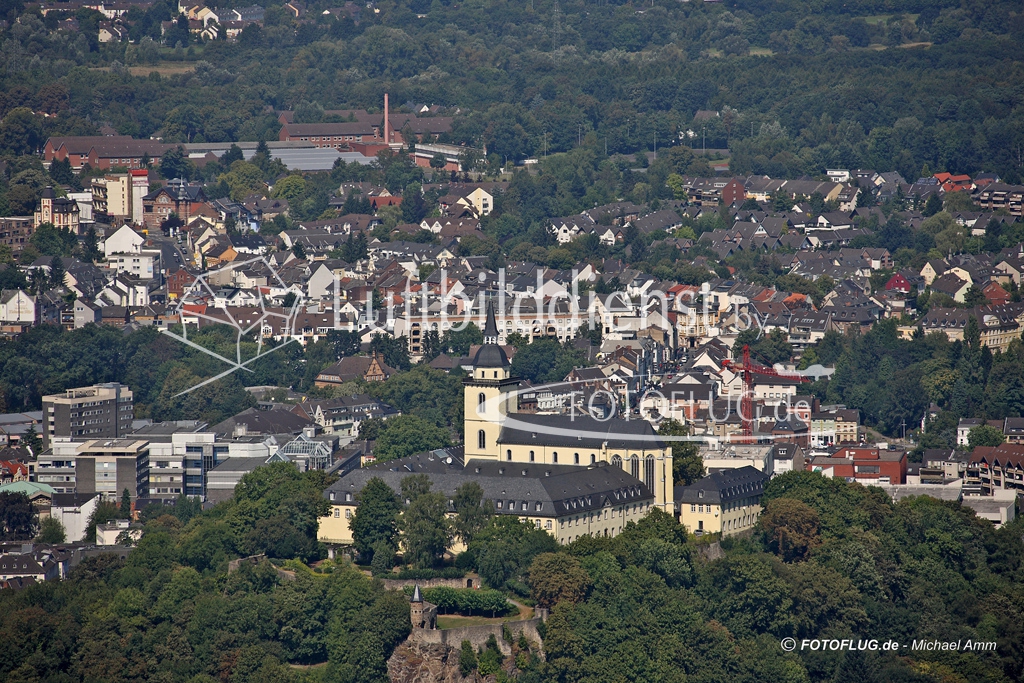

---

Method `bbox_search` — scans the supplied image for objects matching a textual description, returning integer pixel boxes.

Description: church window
[478,392,486,414]
[506,449,512,461]
[529,450,535,462]
[590,454,596,464]
[630,456,639,478]
[574,453,579,464]
[553,452,558,463]
[478,430,486,450]
[644,456,655,486]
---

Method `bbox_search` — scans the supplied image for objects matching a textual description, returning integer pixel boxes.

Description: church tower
[463,302,519,461]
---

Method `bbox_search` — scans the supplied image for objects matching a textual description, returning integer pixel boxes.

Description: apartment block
[42,383,134,449]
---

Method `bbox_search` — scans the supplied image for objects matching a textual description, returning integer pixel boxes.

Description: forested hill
[0,0,1023,182]
[2,468,1023,682]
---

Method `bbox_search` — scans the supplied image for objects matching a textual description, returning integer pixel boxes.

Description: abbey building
[317,304,673,547]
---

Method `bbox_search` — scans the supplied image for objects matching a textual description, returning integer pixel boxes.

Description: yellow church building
[317,304,674,548]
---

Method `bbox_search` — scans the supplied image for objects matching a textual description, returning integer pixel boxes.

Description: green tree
[272,174,307,202]
[0,492,35,540]
[477,635,504,676]
[221,160,265,201]
[159,145,193,180]
[452,481,493,546]
[458,640,478,676]
[120,488,132,517]
[442,323,483,356]
[84,501,120,543]
[350,478,402,561]
[370,333,411,371]
[30,223,77,257]
[0,108,44,156]
[658,419,704,486]
[82,225,102,263]
[528,552,591,608]
[757,498,822,562]
[21,424,42,455]
[963,284,988,308]
[373,415,452,462]
[943,190,976,213]
[968,424,1005,448]
[37,516,66,544]
[400,485,451,569]
[470,516,559,593]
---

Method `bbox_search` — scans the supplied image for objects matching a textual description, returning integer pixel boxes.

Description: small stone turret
[410,584,424,628]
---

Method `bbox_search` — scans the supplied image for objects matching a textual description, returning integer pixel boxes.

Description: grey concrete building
[41,383,134,449]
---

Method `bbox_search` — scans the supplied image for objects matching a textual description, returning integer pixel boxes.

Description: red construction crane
[722,344,809,443]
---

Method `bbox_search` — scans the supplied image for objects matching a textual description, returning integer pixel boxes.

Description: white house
[50,493,100,543]
[0,289,35,325]
[110,253,157,280]
[103,224,145,258]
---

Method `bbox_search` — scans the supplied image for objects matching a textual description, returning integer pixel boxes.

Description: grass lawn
[435,605,535,630]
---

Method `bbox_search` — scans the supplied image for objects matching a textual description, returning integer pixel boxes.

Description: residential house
[34,187,80,234]
[315,353,395,386]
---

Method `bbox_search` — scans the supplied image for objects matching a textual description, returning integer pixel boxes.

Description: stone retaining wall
[408,617,545,656]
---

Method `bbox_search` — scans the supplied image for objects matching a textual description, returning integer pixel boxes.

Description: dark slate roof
[674,465,769,505]
[50,492,100,508]
[473,345,509,368]
[324,447,652,518]
[496,413,666,450]
[209,407,313,437]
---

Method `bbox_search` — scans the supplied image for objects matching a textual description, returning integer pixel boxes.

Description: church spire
[483,301,499,345]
